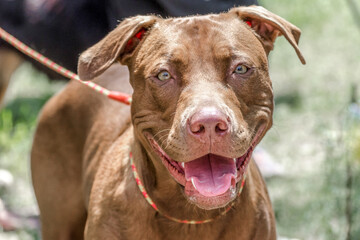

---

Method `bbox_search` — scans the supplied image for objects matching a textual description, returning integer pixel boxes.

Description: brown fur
[31,6,305,240]
[0,48,23,105]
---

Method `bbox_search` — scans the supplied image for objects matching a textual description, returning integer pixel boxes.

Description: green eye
[157,71,171,81]
[234,65,248,74]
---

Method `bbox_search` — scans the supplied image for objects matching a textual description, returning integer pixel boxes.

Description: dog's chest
[113,213,251,240]
[88,183,252,239]
[99,192,254,240]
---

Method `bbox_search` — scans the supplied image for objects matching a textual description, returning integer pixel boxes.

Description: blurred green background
[1,0,360,239]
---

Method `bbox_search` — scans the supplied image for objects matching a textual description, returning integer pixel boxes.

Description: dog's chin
[145,131,263,210]
[183,173,239,210]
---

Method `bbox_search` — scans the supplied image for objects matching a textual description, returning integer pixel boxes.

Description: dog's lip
[145,125,265,195]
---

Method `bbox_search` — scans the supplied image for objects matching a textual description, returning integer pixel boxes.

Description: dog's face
[78,6,305,210]
[131,15,273,209]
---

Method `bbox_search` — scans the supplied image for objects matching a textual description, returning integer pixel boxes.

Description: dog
[31,5,305,240]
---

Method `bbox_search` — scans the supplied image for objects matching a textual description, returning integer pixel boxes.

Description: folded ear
[78,15,159,80]
[230,5,306,64]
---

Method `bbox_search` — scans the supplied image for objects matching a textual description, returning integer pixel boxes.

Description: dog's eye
[234,65,248,74]
[157,71,171,81]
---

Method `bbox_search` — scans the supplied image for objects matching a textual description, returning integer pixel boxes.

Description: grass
[1,0,360,239]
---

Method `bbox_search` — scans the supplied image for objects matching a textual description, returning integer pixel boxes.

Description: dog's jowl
[31,6,305,240]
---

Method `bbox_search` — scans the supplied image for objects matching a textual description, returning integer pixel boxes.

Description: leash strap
[129,152,246,224]
[0,27,132,105]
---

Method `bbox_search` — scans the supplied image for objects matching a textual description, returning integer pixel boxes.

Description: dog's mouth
[146,127,264,209]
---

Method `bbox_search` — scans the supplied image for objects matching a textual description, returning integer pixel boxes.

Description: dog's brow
[213,45,253,63]
[164,49,189,65]
[229,52,254,65]
[213,45,232,60]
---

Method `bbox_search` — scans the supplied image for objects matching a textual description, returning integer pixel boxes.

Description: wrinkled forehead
[143,14,266,65]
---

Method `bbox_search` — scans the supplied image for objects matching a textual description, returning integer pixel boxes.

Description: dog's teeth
[181,162,185,168]
[230,184,236,195]
[191,178,198,190]
[233,158,237,163]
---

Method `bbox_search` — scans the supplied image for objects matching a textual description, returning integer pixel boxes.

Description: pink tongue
[184,155,236,197]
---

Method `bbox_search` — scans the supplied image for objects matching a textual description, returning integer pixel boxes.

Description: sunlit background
[0,0,360,239]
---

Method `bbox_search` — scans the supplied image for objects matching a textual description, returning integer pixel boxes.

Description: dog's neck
[130,138,248,222]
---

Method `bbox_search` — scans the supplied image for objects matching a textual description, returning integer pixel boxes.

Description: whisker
[153,128,171,139]
[163,137,172,151]
[170,111,177,118]
[158,134,170,148]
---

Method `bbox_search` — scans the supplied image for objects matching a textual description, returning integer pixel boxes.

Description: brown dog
[31,6,305,240]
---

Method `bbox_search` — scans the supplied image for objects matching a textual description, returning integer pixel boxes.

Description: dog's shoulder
[37,64,132,138]
[34,64,133,203]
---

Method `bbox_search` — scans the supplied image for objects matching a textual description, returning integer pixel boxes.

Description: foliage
[0,63,65,239]
[260,0,360,239]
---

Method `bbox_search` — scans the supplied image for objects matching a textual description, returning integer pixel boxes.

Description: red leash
[0,27,132,105]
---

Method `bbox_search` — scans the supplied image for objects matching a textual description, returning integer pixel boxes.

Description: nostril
[215,121,228,133]
[198,125,205,134]
[190,123,205,134]
[193,125,205,134]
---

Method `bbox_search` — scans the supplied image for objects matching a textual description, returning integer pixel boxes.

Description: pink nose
[188,107,229,138]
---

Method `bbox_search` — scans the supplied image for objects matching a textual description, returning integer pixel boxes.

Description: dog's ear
[230,6,306,64]
[78,15,159,80]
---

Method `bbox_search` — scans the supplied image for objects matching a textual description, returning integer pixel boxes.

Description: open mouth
[146,127,264,209]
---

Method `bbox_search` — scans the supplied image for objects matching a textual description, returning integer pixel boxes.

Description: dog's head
[78,6,305,210]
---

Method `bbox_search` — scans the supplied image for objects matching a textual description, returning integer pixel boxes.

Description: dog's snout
[188,107,229,138]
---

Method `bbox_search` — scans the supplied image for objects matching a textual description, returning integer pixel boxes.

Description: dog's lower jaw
[144,124,266,210]
[145,136,258,210]
[184,175,242,210]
